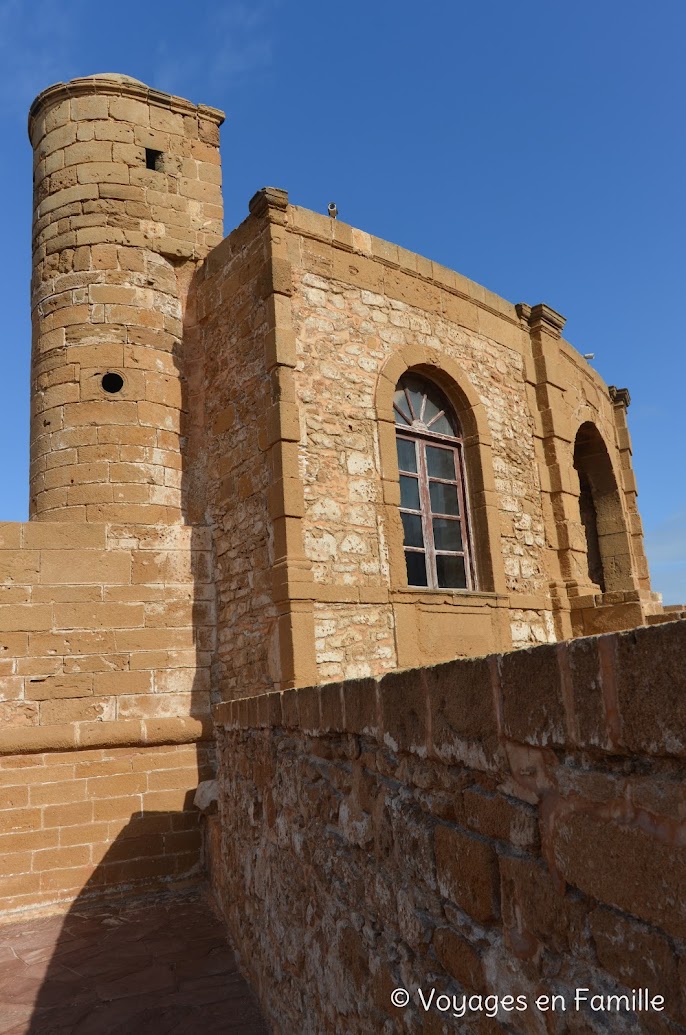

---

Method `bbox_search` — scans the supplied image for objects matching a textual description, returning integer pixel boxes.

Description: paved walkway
[0,891,269,1035]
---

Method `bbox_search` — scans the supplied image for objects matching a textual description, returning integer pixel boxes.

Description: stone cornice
[249,187,290,222]
[0,716,211,756]
[609,385,631,408]
[521,302,567,337]
[29,74,225,139]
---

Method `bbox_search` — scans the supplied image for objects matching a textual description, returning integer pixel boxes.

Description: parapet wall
[0,520,214,914]
[211,620,686,1035]
[0,742,213,915]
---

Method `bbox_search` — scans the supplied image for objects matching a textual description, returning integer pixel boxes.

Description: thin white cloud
[0,0,277,118]
[152,3,274,98]
[0,0,75,112]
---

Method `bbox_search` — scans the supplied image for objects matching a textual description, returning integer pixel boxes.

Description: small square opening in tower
[145,148,163,171]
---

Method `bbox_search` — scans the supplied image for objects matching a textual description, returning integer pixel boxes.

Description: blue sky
[1,0,684,602]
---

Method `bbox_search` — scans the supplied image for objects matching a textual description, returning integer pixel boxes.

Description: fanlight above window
[394,374,474,591]
[393,376,461,438]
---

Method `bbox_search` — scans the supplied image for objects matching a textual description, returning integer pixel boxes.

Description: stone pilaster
[518,302,575,638]
[249,188,318,690]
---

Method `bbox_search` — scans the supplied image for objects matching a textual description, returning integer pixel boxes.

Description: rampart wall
[210,619,686,1035]
[0,520,213,914]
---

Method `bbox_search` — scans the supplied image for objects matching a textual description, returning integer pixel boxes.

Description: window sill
[391,587,507,606]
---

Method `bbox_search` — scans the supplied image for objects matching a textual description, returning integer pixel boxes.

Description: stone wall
[194,189,319,700]
[195,211,281,699]
[0,741,212,916]
[278,203,657,675]
[288,215,552,671]
[211,619,686,1035]
[0,520,214,913]
[291,266,544,598]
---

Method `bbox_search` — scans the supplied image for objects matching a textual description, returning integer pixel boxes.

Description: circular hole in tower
[101,372,124,394]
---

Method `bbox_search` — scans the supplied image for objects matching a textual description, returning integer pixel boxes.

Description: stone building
[0,72,668,924]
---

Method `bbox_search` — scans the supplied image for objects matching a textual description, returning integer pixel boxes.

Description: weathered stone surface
[552,810,686,938]
[426,656,499,763]
[500,643,566,746]
[615,623,686,756]
[435,823,500,923]
[566,634,607,746]
[210,621,686,1033]
[589,907,680,1020]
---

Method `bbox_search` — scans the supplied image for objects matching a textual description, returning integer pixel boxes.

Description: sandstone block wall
[290,261,542,595]
[0,742,212,916]
[288,210,550,673]
[0,520,214,913]
[194,209,281,698]
[193,189,319,700]
[211,620,686,1035]
[7,67,662,936]
[29,75,224,522]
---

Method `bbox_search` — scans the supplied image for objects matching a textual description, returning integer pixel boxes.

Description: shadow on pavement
[0,812,268,1035]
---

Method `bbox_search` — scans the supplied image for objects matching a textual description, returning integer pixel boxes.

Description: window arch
[572,422,632,592]
[394,373,475,589]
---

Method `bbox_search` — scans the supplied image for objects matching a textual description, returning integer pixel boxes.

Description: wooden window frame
[394,379,475,591]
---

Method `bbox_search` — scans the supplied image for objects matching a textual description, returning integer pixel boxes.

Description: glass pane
[400,475,420,510]
[401,512,424,548]
[433,518,463,552]
[429,481,460,516]
[405,551,428,587]
[393,389,411,424]
[396,375,460,435]
[427,413,456,436]
[422,394,443,427]
[396,437,417,473]
[436,554,467,589]
[406,385,424,422]
[426,445,456,480]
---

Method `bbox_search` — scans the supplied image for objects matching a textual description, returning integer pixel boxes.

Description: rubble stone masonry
[211,620,686,1035]
[192,192,319,701]
[281,204,658,678]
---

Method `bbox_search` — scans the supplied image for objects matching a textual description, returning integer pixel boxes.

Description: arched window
[394,374,474,589]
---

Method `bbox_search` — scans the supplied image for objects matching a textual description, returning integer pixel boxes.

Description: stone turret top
[84,73,148,85]
[28,73,225,137]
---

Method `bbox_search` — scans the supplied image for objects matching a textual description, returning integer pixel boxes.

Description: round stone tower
[28,74,224,521]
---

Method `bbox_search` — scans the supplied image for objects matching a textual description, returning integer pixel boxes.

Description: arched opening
[573,423,630,592]
[393,373,475,590]
[376,349,504,597]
